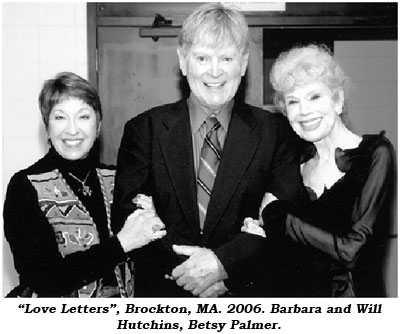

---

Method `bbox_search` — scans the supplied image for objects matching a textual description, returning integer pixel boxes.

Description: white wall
[2,2,88,296]
[335,41,398,296]
[335,40,398,297]
[335,41,397,153]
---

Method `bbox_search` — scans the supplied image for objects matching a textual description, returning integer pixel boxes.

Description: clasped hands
[170,191,277,297]
[170,245,228,298]
[116,194,166,253]
[131,194,226,297]
[124,192,278,297]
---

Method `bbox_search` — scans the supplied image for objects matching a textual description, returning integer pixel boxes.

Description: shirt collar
[188,94,233,133]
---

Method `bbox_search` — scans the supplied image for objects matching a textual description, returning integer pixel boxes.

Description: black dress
[3,147,128,297]
[262,132,396,297]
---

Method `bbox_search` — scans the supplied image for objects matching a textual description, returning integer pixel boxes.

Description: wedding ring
[164,274,174,280]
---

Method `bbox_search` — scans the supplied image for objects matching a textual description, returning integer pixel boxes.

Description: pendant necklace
[68,170,92,196]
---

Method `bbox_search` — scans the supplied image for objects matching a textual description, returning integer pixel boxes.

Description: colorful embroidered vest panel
[28,169,102,256]
[26,168,132,297]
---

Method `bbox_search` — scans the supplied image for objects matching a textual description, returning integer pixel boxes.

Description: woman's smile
[300,117,323,131]
[48,97,99,160]
[62,139,84,148]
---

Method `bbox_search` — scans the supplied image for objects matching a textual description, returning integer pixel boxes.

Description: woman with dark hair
[4,72,166,297]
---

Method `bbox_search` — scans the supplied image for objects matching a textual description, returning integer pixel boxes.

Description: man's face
[178,43,248,114]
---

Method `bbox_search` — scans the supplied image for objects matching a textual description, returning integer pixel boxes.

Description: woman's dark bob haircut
[39,72,102,128]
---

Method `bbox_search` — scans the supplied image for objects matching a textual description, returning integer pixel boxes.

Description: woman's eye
[80,114,91,120]
[310,93,321,101]
[223,57,233,62]
[53,115,65,120]
[197,56,207,62]
[286,100,297,106]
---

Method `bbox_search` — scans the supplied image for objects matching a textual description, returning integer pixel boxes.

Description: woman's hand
[241,217,266,238]
[259,192,278,220]
[133,194,155,211]
[117,209,166,253]
[240,192,279,238]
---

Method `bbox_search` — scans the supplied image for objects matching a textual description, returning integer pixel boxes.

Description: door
[98,27,184,165]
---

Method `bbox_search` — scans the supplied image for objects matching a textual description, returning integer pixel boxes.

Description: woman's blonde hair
[270,44,351,115]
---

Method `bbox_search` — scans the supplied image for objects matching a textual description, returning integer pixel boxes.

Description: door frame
[87,2,396,105]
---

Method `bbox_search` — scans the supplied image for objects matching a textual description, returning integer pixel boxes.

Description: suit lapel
[203,103,261,240]
[158,101,201,237]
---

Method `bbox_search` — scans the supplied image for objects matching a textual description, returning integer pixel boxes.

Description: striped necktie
[197,117,222,232]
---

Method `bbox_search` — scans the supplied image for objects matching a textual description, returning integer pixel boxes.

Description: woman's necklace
[68,170,92,196]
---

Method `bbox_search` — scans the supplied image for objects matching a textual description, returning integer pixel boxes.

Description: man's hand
[199,281,228,298]
[171,245,228,296]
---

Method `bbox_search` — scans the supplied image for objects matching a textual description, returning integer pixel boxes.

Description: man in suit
[112,3,304,297]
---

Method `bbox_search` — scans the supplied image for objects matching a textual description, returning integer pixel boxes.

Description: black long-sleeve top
[3,148,126,297]
[262,133,396,297]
